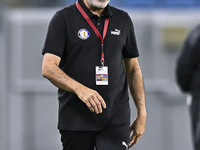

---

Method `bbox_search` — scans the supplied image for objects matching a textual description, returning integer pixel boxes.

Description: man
[176,25,200,150]
[42,0,147,149]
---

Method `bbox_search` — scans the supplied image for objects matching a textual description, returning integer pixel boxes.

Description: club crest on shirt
[78,28,90,40]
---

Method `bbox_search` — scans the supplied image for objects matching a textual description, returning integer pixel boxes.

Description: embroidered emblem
[78,28,90,40]
[111,29,121,35]
[122,141,129,150]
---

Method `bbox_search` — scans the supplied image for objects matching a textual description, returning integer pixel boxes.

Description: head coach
[42,0,147,149]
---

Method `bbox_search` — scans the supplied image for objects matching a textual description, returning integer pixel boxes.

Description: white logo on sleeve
[122,141,128,150]
[111,29,121,35]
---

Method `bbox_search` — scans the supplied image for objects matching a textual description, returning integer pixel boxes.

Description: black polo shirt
[42,0,139,131]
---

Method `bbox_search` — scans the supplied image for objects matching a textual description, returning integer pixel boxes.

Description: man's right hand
[75,85,106,114]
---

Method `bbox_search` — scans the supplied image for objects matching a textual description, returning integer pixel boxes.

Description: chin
[88,0,110,9]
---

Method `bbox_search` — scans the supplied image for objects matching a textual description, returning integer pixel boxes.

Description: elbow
[42,53,60,79]
[42,65,49,79]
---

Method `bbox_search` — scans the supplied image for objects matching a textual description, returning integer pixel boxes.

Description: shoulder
[186,25,200,47]
[49,3,77,24]
[109,5,135,31]
[109,5,130,19]
[55,3,77,18]
[109,5,134,29]
[61,3,76,12]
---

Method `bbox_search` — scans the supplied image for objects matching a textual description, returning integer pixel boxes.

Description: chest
[65,16,127,51]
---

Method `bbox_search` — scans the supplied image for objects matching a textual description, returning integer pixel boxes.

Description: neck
[83,0,105,17]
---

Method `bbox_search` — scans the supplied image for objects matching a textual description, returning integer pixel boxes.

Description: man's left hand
[129,115,146,148]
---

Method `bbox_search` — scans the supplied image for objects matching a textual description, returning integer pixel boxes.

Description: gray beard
[86,0,110,9]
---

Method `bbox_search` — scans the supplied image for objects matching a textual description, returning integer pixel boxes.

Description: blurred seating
[61,0,76,5]
[123,0,156,7]
[165,0,196,7]
[195,0,200,6]
[3,0,200,8]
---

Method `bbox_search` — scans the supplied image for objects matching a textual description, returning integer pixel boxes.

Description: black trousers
[190,97,200,150]
[59,124,130,150]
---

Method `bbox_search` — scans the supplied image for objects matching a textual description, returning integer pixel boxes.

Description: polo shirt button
[97,23,100,26]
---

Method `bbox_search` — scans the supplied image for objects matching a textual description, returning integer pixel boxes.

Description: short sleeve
[122,14,139,58]
[42,11,66,58]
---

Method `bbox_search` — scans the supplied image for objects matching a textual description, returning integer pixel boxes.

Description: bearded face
[86,0,110,9]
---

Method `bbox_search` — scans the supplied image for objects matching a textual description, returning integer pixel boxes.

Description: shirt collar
[78,0,112,18]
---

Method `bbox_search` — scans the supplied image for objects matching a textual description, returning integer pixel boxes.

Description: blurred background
[1,0,200,150]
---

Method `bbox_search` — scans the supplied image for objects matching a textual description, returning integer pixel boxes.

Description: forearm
[127,63,147,147]
[42,62,82,94]
[127,66,146,116]
[42,53,106,114]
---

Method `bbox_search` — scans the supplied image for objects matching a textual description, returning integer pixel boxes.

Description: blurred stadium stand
[123,0,156,7]
[165,0,196,7]
[2,0,200,7]
[1,0,200,150]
